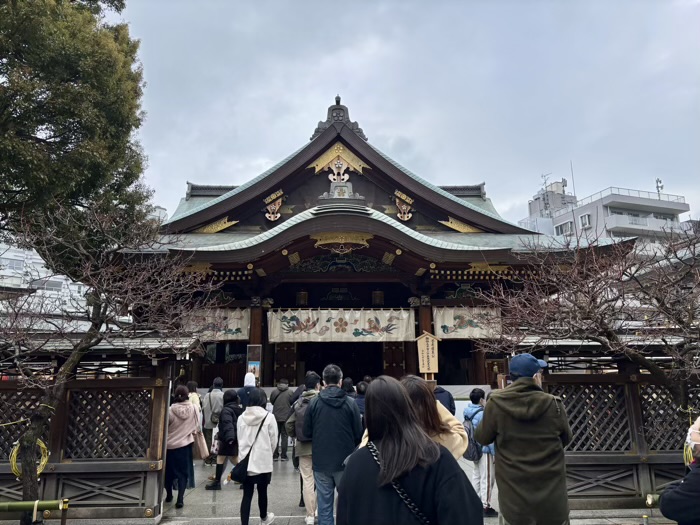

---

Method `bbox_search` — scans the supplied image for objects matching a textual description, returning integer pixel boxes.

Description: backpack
[294,397,312,442]
[463,408,484,462]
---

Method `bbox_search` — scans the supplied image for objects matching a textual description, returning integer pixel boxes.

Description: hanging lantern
[296,290,309,307]
[372,290,384,306]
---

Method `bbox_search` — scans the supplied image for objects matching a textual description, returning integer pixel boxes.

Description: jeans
[314,470,343,525]
[274,421,288,458]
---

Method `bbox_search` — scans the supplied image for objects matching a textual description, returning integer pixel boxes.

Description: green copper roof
[168,204,601,253]
[367,142,522,228]
[165,143,310,224]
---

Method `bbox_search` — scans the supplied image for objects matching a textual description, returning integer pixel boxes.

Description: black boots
[205,463,224,490]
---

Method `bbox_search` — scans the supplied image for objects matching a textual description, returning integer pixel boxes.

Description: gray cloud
[119,0,700,222]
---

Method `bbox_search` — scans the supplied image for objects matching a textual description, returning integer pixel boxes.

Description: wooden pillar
[250,299,272,387]
[415,296,432,377]
[405,340,418,375]
[418,296,432,334]
[472,344,487,385]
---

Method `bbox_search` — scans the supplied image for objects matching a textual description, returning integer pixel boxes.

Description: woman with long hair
[359,375,467,459]
[237,388,277,525]
[338,376,482,525]
[401,375,468,459]
[165,385,202,508]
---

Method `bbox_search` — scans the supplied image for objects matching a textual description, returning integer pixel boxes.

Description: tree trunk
[18,341,90,525]
[19,393,55,525]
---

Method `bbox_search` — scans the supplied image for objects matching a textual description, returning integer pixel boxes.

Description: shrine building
[164,97,543,388]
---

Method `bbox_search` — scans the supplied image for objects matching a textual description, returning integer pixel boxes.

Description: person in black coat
[660,417,700,525]
[206,389,244,490]
[433,385,456,416]
[338,376,483,525]
[303,365,363,525]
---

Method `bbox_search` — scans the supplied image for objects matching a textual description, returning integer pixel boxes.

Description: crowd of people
[164,353,700,525]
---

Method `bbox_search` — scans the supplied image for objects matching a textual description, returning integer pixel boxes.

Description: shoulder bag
[191,407,209,460]
[367,441,432,525]
[230,414,268,483]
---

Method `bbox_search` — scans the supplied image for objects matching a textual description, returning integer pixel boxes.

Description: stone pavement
[157,458,674,525]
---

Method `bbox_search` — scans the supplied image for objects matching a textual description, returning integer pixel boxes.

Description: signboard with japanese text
[417,332,440,374]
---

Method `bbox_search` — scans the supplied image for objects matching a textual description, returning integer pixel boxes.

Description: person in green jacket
[475,353,572,525]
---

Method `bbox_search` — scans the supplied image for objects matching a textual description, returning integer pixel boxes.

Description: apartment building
[519,180,691,240]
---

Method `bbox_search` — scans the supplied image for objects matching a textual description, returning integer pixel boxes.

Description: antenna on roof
[656,178,664,199]
[570,160,577,198]
[541,173,552,217]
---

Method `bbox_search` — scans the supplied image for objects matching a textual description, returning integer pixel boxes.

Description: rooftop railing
[551,187,686,218]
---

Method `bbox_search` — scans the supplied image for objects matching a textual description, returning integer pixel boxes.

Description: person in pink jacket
[165,385,202,508]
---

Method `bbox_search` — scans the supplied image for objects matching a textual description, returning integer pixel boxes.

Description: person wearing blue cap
[475,353,572,525]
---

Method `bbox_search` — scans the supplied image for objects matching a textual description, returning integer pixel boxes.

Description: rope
[10,439,49,479]
[367,441,431,525]
[678,406,698,467]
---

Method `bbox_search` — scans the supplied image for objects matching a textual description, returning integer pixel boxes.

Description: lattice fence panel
[547,383,631,452]
[641,384,698,451]
[64,389,152,460]
[0,390,42,461]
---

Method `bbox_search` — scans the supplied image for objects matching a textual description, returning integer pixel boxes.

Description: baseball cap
[510,353,547,378]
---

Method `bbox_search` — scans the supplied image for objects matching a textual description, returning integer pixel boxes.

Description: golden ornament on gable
[263,189,286,222]
[439,216,483,233]
[393,190,415,221]
[308,142,369,175]
[195,216,239,233]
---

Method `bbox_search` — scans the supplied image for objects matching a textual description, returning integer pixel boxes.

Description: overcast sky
[118,0,700,223]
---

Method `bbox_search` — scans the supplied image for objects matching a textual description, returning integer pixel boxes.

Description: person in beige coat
[360,375,468,459]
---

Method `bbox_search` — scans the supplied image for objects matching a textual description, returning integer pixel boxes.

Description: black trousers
[240,473,271,525]
[164,444,192,504]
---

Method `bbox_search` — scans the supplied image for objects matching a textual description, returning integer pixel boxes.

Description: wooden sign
[416,331,440,375]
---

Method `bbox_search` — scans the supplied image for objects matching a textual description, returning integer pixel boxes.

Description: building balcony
[552,187,690,218]
[605,215,686,236]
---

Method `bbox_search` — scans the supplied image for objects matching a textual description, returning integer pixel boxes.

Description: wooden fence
[544,374,695,509]
[0,368,171,520]
[0,368,695,516]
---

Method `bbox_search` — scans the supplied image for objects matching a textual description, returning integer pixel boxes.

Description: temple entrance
[436,340,473,385]
[298,342,383,384]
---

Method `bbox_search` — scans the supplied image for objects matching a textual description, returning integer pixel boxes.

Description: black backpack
[294,397,312,442]
[463,408,484,462]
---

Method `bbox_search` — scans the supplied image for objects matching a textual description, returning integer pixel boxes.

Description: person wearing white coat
[237,387,278,525]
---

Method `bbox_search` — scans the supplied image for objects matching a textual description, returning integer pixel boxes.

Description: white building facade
[519,181,691,241]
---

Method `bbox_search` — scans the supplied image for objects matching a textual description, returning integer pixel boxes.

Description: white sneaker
[261,512,275,525]
[305,517,315,525]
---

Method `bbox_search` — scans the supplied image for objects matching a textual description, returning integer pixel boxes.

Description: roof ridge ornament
[310,95,368,141]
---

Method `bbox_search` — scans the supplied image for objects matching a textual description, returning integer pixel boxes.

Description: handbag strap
[242,413,268,460]
[367,441,431,525]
